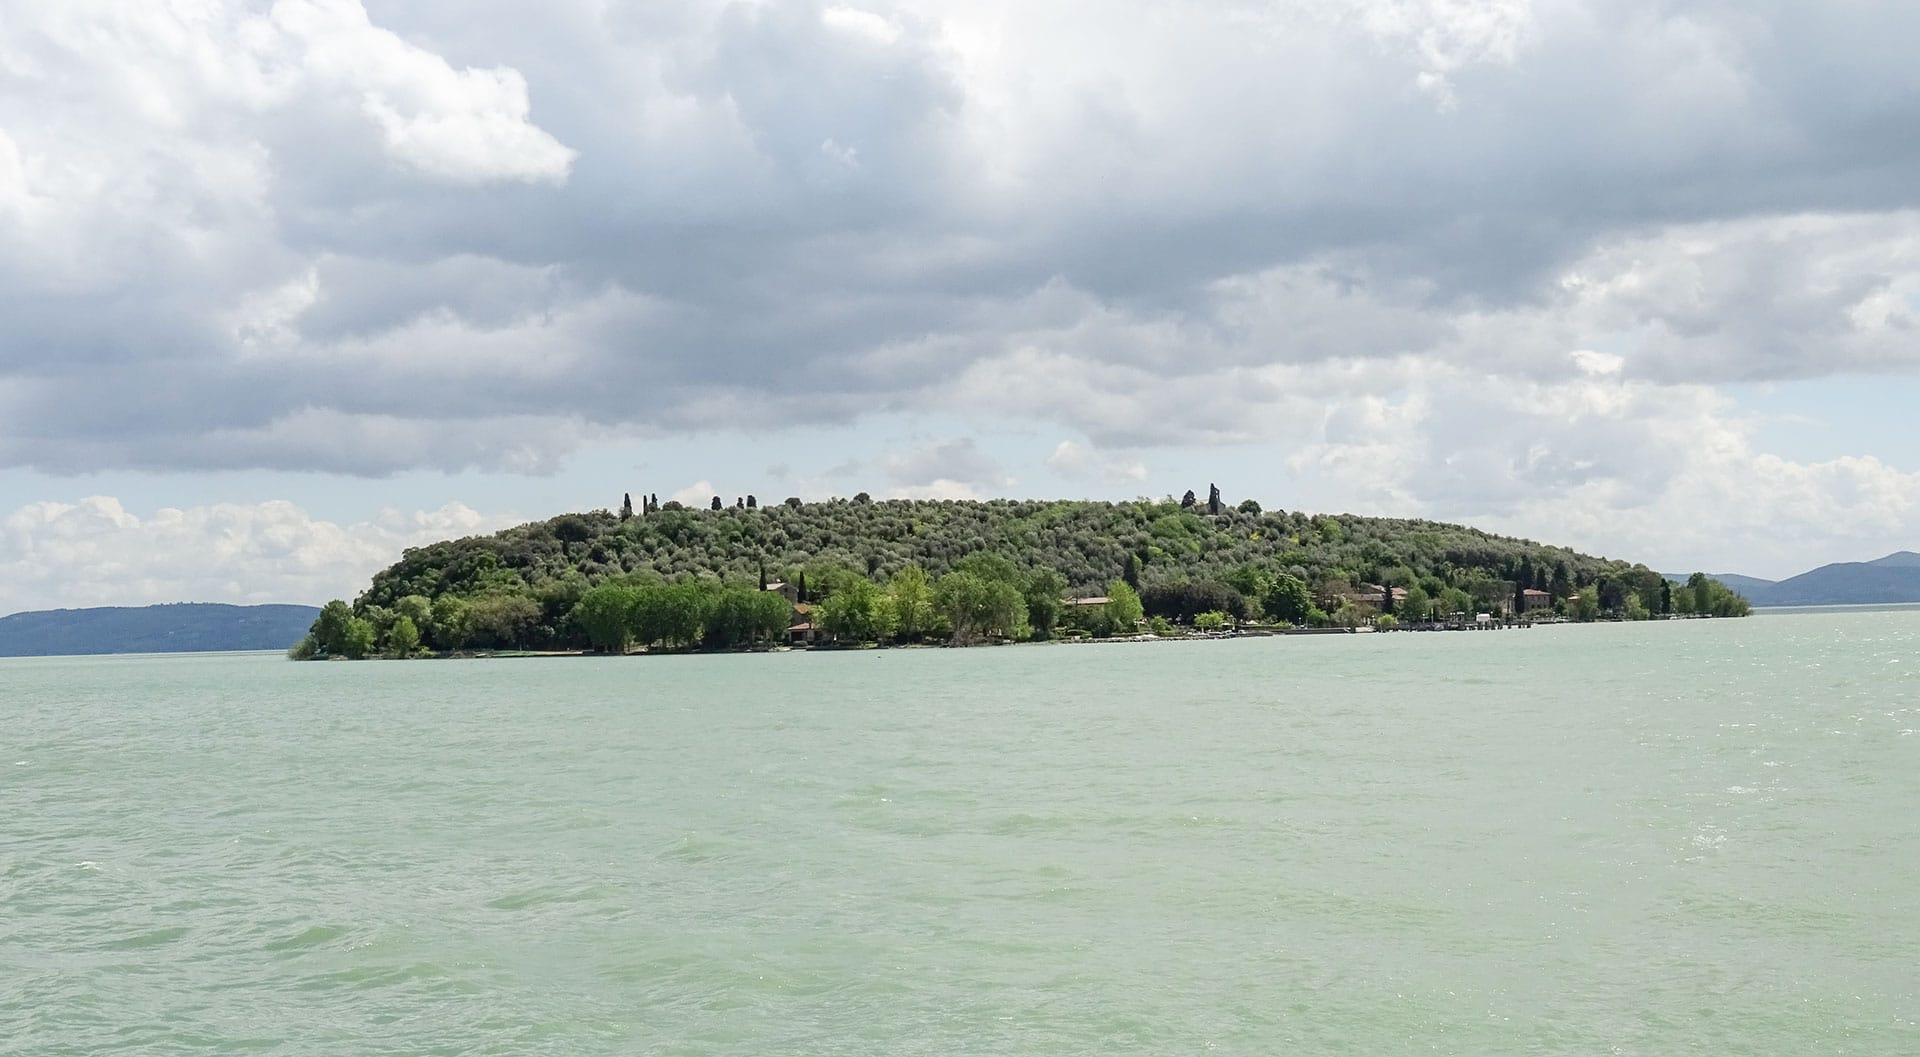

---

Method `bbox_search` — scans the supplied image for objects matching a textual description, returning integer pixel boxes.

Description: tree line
[290,494,1750,658]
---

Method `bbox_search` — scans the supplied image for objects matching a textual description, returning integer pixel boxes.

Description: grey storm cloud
[4,0,1920,475]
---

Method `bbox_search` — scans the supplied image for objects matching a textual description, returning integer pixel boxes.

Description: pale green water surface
[3,612,1918,1055]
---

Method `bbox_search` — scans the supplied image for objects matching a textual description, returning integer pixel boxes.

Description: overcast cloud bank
[3,0,1918,604]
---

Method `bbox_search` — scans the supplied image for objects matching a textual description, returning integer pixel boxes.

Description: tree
[1207,484,1222,516]
[1181,489,1197,509]
[1401,584,1431,623]
[746,495,758,509]
[1194,610,1227,631]
[1687,572,1711,615]
[465,593,542,649]
[819,577,896,643]
[394,595,434,639]
[711,496,723,511]
[1023,568,1066,640]
[784,497,802,508]
[633,583,709,648]
[1237,499,1261,515]
[935,571,1027,643]
[1261,574,1313,625]
[888,565,937,641]
[1660,580,1673,615]
[621,493,634,520]
[705,587,792,648]
[386,615,421,657]
[431,595,471,649]
[1572,588,1601,622]
[1123,552,1143,591]
[340,616,377,659]
[573,584,638,653]
[308,600,356,656]
[1102,581,1144,636]
[853,492,872,504]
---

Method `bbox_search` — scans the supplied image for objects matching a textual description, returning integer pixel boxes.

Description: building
[1518,588,1553,612]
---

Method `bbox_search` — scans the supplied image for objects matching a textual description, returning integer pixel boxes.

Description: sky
[3,0,1919,614]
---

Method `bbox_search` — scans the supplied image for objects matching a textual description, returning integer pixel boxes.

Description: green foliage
[887,565,937,641]
[1102,581,1145,636]
[287,635,319,660]
[1148,615,1176,636]
[340,616,377,659]
[818,577,896,643]
[1022,568,1067,641]
[573,584,639,653]
[1401,584,1431,623]
[299,496,1750,659]
[704,587,790,649]
[310,600,354,656]
[1194,610,1228,631]
[386,615,421,657]
[935,571,1027,643]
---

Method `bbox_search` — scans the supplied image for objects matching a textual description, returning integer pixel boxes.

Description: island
[289,492,1751,659]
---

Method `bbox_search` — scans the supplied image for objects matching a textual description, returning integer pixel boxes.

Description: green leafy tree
[340,616,377,659]
[887,565,936,641]
[573,584,639,653]
[1102,580,1144,636]
[386,615,421,657]
[1023,568,1066,641]
[431,595,471,649]
[1261,574,1314,625]
[465,593,542,649]
[818,577,896,643]
[1401,584,1431,622]
[310,600,356,656]
[935,571,1028,643]
[1687,572,1711,615]
[1194,610,1228,631]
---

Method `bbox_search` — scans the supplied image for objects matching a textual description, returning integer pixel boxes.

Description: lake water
[4,611,1917,1055]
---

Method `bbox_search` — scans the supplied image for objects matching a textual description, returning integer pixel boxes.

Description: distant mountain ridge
[1668,551,1920,607]
[0,603,321,658]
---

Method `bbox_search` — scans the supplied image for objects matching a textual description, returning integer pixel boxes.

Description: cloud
[879,437,1008,489]
[1046,441,1148,485]
[0,496,515,614]
[3,0,1920,577]
[668,481,718,507]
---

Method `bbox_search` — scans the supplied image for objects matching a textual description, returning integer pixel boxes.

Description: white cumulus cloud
[0,497,515,615]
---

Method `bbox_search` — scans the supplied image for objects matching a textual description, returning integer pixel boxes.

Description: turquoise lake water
[4,611,1917,1055]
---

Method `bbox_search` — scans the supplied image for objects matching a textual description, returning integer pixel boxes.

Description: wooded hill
[295,494,1742,657]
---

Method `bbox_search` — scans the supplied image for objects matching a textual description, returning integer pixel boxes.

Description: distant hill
[0,603,321,658]
[1706,573,1779,598]
[1671,552,1920,606]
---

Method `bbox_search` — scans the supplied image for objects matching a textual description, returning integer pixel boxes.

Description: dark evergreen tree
[711,496,723,511]
[620,493,634,520]
[1660,580,1673,614]
[1207,484,1221,516]
[758,559,768,592]
[746,495,758,509]
[1380,583,1395,614]
[854,492,872,504]
[1123,552,1143,590]
[1181,490,1197,509]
